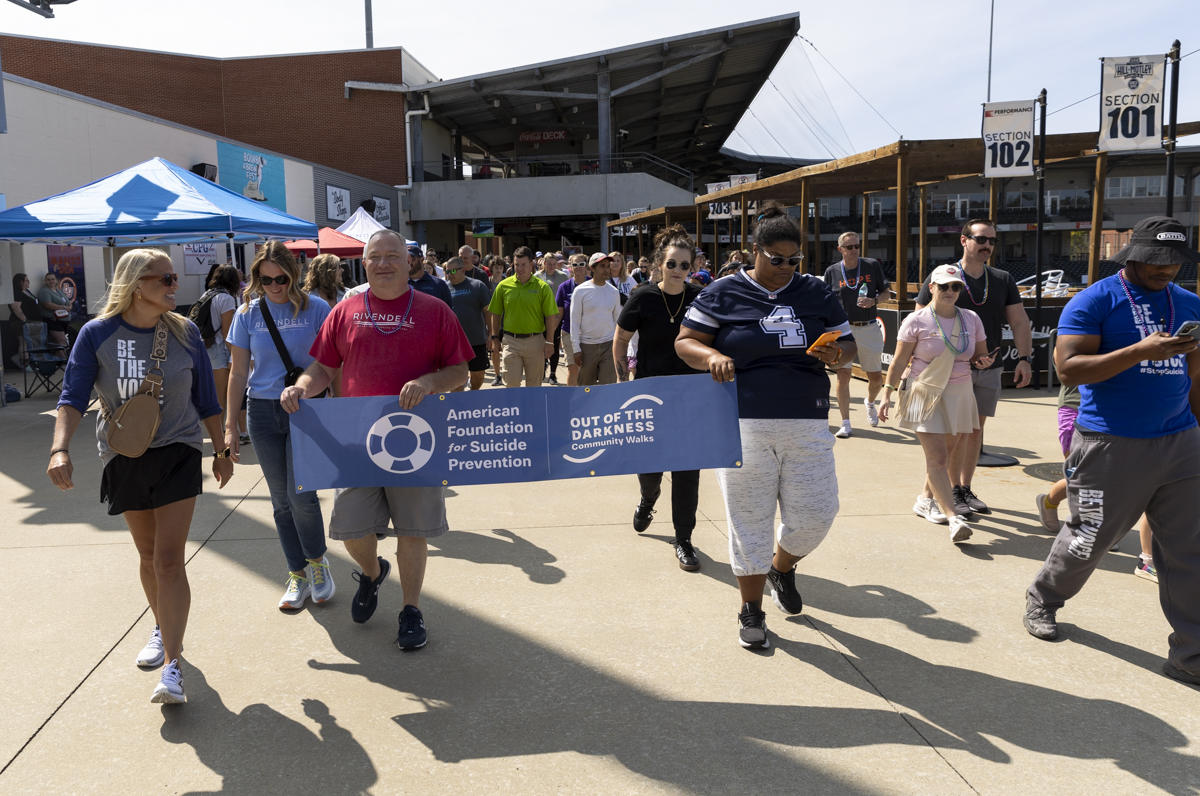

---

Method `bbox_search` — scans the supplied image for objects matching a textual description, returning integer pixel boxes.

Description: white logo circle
[366,413,436,473]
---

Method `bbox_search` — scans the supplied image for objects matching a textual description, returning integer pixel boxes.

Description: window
[1108,175,1172,198]
[1176,176,1186,196]
[1107,177,1133,198]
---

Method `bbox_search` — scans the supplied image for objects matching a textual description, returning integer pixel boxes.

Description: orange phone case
[806,330,842,356]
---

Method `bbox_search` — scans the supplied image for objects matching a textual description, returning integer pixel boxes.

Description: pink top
[898,307,986,384]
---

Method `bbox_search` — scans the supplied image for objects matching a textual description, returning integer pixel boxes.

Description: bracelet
[50,448,70,457]
[884,384,899,391]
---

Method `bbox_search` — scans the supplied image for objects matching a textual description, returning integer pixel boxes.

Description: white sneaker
[279,572,311,611]
[865,398,879,427]
[136,625,164,668]
[913,496,948,525]
[949,515,973,544]
[1034,494,1061,534]
[150,659,186,704]
[308,557,336,603]
[835,421,852,438]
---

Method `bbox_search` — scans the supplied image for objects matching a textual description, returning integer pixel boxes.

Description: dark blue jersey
[682,270,852,419]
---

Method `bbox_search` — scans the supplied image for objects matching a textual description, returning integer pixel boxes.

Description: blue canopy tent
[0,157,317,246]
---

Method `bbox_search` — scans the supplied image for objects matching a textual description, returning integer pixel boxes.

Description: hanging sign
[326,185,351,222]
[707,182,732,219]
[47,245,87,317]
[1098,54,1166,152]
[371,196,392,228]
[183,242,222,276]
[518,130,568,143]
[981,100,1035,176]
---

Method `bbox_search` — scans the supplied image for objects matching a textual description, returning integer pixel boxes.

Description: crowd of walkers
[41,207,1200,702]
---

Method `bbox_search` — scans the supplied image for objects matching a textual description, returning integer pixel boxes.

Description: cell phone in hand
[806,330,842,356]
[1175,320,1200,340]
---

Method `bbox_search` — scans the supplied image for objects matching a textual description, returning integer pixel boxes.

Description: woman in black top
[613,225,705,571]
[8,273,42,367]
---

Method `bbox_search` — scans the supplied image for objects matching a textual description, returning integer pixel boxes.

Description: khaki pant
[502,334,546,387]
[578,340,616,386]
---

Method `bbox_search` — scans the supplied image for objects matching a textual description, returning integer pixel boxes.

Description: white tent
[335,207,386,243]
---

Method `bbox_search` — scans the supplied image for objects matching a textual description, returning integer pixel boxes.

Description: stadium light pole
[4,0,76,18]
[365,0,373,48]
[986,0,995,101]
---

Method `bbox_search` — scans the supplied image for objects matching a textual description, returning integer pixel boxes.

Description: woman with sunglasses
[879,265,993,543]
[677,201,856,650]
[225,242,334,611]
[614,225,706,570]
[49,249,232,704]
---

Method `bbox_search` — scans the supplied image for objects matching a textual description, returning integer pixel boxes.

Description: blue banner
[289,374,742,492]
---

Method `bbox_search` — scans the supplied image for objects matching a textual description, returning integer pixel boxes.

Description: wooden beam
[919,184,928,284]
[740,191,748,255]
[1089,152,1107,287]
[861,194,869,259]
[895,150,910,302]
[797,179,809,276]
[695,204,702,255]
[811,196,822,276]
[637,226,643,259]
[988,178,1000,267]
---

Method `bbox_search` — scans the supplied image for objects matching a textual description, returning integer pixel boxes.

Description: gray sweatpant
[1028,424,1200,673]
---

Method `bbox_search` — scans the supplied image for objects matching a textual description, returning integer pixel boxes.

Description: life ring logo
[367,413,436,473]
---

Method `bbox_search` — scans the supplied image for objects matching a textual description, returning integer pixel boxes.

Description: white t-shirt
[570,281,622,345]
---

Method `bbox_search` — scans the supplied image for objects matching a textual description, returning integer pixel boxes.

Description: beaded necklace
[362,287,415,336]
[957,260,989,306]
[840,259,862,290]
[1118,269,1174,337]
[932,307,970,354]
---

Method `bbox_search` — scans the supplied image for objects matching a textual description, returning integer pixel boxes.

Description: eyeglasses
[964,235,999,246]
[139,273,179,287]
[259,275,290,286]
[664,261,691,271]
[445,268,460,274]
[937,283,963,292]
[762,253,804,267]
[840,244,860,250]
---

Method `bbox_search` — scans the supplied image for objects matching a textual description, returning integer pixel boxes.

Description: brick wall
[0,36,409,185]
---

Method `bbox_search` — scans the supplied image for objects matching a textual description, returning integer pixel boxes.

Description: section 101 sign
[1098,54,1165,152]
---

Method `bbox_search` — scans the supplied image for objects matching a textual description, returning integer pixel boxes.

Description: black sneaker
[632,497,658,532]
[396,605,427,650]
[1162,661,1200,687]
[738,602,769,649]
[491,376,503,386]
[1023,596,1058,640]
[951,486,973,516]
[350,557,391,624]
[548,373,559,385]
[673,540,700,571]
[961,486,989,514]
[767,566,804,614]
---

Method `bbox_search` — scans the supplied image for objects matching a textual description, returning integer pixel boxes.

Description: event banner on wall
[216,141,288,212]
[46,245,87,316]
[289,375,742,492]
[1098,54,1166,152]
[183,242,222,275]
[981,100,1035,177]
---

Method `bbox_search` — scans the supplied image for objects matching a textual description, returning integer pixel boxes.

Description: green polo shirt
[488,275,558,335]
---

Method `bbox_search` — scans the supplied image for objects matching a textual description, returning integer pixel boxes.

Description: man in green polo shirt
[487,246,561,387]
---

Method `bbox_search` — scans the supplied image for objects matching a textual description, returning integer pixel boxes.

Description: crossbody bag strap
[258,299,297,373]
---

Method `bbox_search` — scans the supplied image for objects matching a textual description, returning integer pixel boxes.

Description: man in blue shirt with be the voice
[1024,217,1200,688]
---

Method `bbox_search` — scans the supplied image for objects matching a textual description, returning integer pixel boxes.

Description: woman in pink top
[879,264,993,543]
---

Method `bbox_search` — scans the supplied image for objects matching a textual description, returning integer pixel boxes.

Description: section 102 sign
[1098,54,1165,152]
[981,100,1035,177]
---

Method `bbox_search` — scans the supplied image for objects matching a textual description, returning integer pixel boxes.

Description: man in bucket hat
[1023,216,1200,688]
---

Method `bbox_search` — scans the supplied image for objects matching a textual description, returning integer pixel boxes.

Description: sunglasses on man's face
[964,235,999,246]
[259,275,290,286]
[445,268,460,274]
[938,283,963,293]
[139,273,179,287]
[664,260,691,271]
[762,254,804,267]
[840,244,860,251]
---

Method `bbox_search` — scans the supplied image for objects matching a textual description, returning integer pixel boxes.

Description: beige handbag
[98,320,168,458]
[896,311,959,424]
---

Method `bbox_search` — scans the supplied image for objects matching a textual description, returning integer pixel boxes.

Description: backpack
[187,289,222,348]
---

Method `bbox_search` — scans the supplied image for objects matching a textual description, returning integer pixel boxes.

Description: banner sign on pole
[981,100,1035,177]
[289,375,742,491]
[707,182,732,219]
[1098,54,1166,152]
[183,242,221,275]
[47,245,87,317]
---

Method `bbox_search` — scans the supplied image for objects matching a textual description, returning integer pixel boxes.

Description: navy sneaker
[767,566,804,614]
[396,605,427,650]
[350,557,390,624]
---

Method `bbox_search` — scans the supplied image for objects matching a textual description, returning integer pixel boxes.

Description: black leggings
[546,325,562,374]
[637,470,700,541]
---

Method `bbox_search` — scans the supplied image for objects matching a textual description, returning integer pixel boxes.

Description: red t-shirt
[309,288,473,397]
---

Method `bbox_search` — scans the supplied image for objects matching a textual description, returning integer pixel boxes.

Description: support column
[597,71,612,175]
[411,103,425,184]
[798,179,809,274]
[695,204,702,251]
[622,225,628,257]
[988,178,1001,266]
[600,215,611,253]
[637,225,643,259]
[811,197,822,275]
[895,151,910,302]
[454,134,464,180]
[918,184,929,284]
[740,192,749,253]
[860,194,869,259]
[1088,152,1107,287]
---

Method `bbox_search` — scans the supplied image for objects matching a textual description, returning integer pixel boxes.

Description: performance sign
[981,100,1035,177]
[289,375,742,491]
[1098,54,1166,152]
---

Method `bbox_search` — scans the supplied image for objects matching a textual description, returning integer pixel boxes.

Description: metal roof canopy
[416,14,800,186]
[606,205,697,229]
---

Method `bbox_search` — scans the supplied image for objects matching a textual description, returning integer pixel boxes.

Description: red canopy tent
[283,227,365,258]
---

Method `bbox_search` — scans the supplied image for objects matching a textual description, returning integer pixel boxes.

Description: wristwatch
[214,447,232,459]
[491,335,501,339]
[1017,355,1033,363]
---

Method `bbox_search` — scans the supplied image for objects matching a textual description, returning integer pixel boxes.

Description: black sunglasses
[937,283,963,292]
[664,260,691,271]
[763,254,804,267]
[139,273,179,287]
[259,275,290,286]
[964,235,999,246]
[840,244,860,250]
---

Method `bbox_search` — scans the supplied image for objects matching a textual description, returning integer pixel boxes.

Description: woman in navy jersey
[677,201,856,650]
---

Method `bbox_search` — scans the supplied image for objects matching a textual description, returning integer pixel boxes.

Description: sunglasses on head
[964,234,999,246]
[664,260,691,271]
[937,282,963,292]
[259,275,290,286]
[139,273,179,287]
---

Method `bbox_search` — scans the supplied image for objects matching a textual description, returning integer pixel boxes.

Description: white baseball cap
[929,264,966,285]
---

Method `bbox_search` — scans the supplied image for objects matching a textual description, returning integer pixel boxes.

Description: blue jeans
[248,398,327,572]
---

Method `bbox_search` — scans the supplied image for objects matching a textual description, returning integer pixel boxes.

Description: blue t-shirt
[1057,274,1199,439]
[411,272,453,308]
[556,278,581,334]
[227,296,331,399]
[682,269,852,420]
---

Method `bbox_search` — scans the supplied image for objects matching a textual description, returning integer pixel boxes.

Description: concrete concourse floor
[1,370,1198,796]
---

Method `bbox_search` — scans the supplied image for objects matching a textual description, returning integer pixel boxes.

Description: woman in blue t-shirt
[226,241,333,611]
[678,201,855,650]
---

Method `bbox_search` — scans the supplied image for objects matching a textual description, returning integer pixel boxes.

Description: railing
[414,152,693,192]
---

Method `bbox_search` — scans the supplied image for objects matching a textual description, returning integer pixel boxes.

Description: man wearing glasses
[824,231,890,438]
[570,252,623,386]
[915,218,1032,516]
[556,255,590,386]
[444,256,493,392]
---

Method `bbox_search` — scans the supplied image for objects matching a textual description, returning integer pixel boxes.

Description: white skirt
[899,380,979,435]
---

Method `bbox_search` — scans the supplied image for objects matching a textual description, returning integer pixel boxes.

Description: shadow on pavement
[428,528,566,584]
[798,576,977,643]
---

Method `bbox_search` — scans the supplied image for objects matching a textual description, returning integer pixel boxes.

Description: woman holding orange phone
[677,201,856,650]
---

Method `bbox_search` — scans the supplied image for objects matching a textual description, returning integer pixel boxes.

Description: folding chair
[21,321,68,398]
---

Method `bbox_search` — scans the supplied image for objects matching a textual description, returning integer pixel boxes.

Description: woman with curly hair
[303,253,346,307]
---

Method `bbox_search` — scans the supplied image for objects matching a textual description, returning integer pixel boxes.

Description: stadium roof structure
[412,14,803,187]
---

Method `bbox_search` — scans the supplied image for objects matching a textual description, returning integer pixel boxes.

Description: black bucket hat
[1111,216,1199,266]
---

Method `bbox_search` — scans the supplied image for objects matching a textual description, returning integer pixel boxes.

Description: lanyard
[840,260,861,290]
[957,261,988,306]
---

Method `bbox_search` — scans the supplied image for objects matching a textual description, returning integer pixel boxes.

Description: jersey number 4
[759,306,808,348]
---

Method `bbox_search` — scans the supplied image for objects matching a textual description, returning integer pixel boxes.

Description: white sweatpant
[716,418,839,577]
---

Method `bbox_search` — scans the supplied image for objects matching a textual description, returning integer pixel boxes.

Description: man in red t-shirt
[281,229,472,651]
